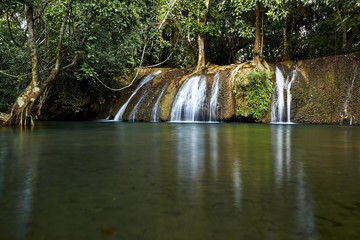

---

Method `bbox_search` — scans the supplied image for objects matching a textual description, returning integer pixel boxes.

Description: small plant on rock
[234,69,273,120]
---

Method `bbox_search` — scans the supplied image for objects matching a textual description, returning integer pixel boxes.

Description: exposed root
[262,60,270,71]
[4,97,35,127]
[230,61,254,84]
[0,112,9,124]
[36,86,51,118]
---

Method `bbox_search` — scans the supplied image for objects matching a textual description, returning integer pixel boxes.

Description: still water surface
[0,122,359,240]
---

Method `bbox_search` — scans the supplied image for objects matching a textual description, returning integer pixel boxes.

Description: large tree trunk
[195,0,210,72]
[253,1,269,70]
[282,24,291,61]
[5,1,75,126]
[6,3,41,126]
[334,0,347,50]
[196,33,206,70]
[7,83,41,126]
[253,1,262,68]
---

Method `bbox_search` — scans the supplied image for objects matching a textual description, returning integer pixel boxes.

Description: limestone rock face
[284,52,360,124]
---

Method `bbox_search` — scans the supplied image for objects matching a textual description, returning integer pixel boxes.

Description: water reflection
[232,155,242,209]
[0,135,6,197]
[16,129,36,239]
[173,124,205,195]
[0,128,36,239]
[271,125,316,238]
[272,124,291,186]
[209,126,218,179]
[1,123,360,239]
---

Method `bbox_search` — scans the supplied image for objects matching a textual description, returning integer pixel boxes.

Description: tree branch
[54,1,72,72]
[159,0,178,29]
[60,53,78,72]
[0,70,29,78]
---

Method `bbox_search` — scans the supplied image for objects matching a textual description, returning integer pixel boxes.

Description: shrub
[234,69,273,120]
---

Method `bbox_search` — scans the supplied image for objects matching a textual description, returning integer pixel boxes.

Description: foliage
[0,8,30,112]
[1,0,360,118]
[0,0,158,114]
[234,69,273,119]
[231,0,295,63]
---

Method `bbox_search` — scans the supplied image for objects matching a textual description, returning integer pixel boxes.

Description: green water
[0,122,359,240]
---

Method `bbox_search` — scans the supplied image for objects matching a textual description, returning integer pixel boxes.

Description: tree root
[0,112,9,124]
[230,61,254,83]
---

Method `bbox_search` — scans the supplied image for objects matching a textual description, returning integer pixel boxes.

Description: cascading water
[170,75,207,122]
[340,63,359,125]
[113,71,161,121]
[286,69,298,123]
[271,65,298,123]
[150,83,169,122]
[128,85,151,122]
[271,66,286,122]
[209,73,220,122]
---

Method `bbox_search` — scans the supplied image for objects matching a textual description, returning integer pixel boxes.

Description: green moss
[234,69,273,120]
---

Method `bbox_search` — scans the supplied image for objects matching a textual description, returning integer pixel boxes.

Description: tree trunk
[24,3,40,87]
[5,1,75,126]
[5,3,40,126]
[260,7,264,57]
[6,83,41,126]
[341,15,347,50]
[253,1,262,68]
[335,0,347,50]
[196,33,206,70]
[195,0,210,72]
[282,24,290,61]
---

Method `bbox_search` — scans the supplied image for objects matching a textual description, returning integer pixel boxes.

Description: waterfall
[114,71,161,121]
[271,66,286,122]
[170,75,207,122]
[209,73,220,122]
[286,69,298,123]
[128,85,151,122]
[340,64,359,125]
[271,66,298,123]
[151,83,169,122]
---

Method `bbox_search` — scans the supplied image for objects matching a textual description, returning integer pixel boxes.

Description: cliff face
[283,52,360,125]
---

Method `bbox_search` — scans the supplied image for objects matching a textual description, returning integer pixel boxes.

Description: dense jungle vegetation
[0,0,359,125]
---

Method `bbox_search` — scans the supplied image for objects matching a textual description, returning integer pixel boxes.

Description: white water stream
[114,71,162,121]
[170,75,207,122]
[209,73,220,122]
[286,71,297,123]
[128,88,149,122]
[150,83,169,122]
[271,66,298,123]
[340,64,359,125]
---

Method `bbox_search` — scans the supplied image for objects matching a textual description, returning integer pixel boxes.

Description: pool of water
[0,122,359,239]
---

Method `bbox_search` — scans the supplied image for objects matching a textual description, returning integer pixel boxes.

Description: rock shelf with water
[35,52,360,125]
